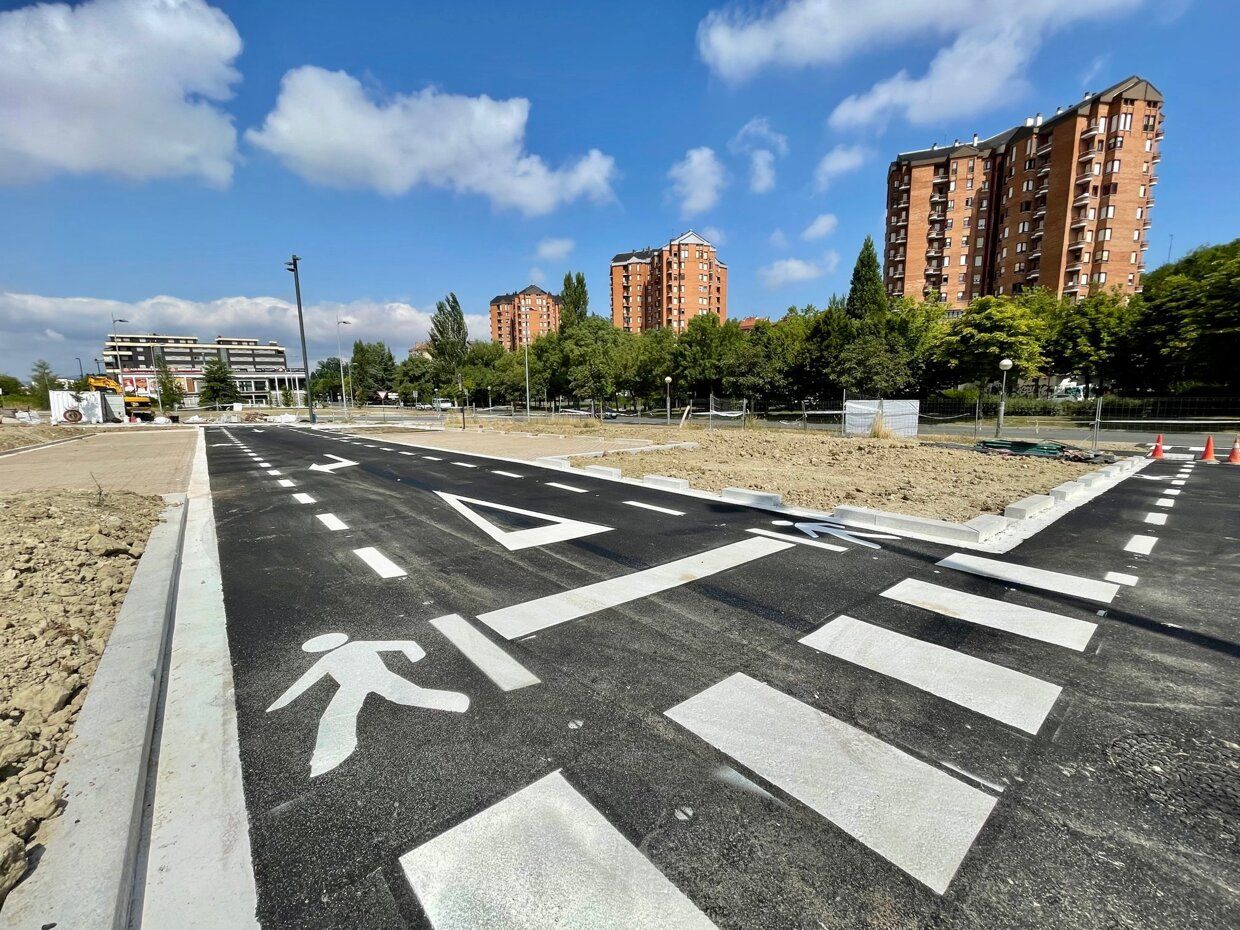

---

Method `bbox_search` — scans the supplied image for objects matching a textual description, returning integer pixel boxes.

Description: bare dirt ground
[0,429,195,494]
[433,419,1100,522]
[0,491,166,902]
[0,425,98,455]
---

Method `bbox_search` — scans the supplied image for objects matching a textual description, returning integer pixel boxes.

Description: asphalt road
[203,426,1238,930]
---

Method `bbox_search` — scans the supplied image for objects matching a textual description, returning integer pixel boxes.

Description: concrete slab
[1004,494,1054,520]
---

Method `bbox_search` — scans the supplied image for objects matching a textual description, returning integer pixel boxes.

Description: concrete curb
[0,434,89,459]
[1,495,188,930]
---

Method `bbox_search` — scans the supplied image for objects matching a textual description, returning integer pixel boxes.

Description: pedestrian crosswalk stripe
[429,614,540,691]
[801,615,1062,735]
[665,673,996,895]
[400,770,719,930]
[882,578,1097,651]
[936,552,1118,604]
[1124,534,1158,555]
[352,547,406,578]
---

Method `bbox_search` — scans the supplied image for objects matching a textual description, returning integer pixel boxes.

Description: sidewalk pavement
[0,429,196,494]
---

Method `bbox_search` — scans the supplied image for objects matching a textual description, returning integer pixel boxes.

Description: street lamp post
[93,358,103,374]
[75,358,84,380]
[665,375,673,426]
[336,317,352,421]
[524,342,531,421]
[109,314,129,420]
[285,254,316,424]
[995,358,1013,438]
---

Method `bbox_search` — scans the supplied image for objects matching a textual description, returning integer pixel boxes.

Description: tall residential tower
[609,231,727,334]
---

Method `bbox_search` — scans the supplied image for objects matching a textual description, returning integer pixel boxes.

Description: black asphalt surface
[205,426,1238,930]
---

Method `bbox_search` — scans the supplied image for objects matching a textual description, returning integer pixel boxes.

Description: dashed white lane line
[1144,512,1168,526]
[1170,479,1186,486]
[292,493,316,505]
[363,444,378,448]
[428,614,540,691]
[399,451,416,456]
[1155,498,1175,507]
[452,461,478,468]
[256,462,270,468]
[491,470,524,478]
[266,469,282,475]
[277,479,295,488]
[747,528,848,553]
[400,770,718,930]
[1165,489,1181,495]
[380,447,395,451]
[1105,571,1139,586]
[316,513,348,532]
[352,546,406,578]
[1124,534,1158,555]
[801,614,1062,735]
[883,578,1097,651]
[665,673,996,895]
[546,481,587,494]
[423,456,442,461]
[936,552,1118,604]
[623,500,686,516]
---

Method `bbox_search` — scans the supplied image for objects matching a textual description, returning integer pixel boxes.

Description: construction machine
[86,374,154,421]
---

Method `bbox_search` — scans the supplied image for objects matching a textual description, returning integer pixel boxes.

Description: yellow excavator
[87,374,154,420]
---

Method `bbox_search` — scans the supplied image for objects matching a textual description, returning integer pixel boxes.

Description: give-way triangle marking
[434,492,611,551]
[309,453,359,473]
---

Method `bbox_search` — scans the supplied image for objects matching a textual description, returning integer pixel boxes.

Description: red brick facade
[489,285,561,351]
[609,231,728,334]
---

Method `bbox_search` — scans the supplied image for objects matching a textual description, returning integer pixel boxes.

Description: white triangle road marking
[434,491,611,551]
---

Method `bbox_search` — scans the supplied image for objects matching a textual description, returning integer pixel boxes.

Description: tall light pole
[93,358,103,374]
[336,317,352,421]
[285,254,315,424]
[524,341,531,420]
[665,375,673,426]
[75,357,84,380]
[995,357,1013,438]
[109,313,129,420]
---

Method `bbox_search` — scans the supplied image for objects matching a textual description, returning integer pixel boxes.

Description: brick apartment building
[884,75,1164,314]
[609,230,728,334]
[489,285,561,350]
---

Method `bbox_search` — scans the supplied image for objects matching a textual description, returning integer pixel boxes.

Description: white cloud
[768,229,789,249]
[699,0,1142,128]
[758,250,840,289]
[0,0,241,186]
[666,146,726,218]
[535,237,575,262]
[701,226,727,246]
[528,267,546,285]
[802,213,839,240]
[813,145,868,191]
[0,291,491,374]
[247,66,616,216]
[728,117,788,193]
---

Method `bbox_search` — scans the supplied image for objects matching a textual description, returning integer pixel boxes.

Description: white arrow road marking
[771,519,896,550]
[309,453,359,473]
[434,492,611,552]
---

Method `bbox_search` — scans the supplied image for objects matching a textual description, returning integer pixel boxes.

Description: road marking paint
[400,770,718,930]
[266,469,282,475]
[292,493,316,504]
[1155,498,1174,507]
[423,456,442,461]
[491,470,524,478]
[380,447,394,451]
[882,578,1097,651]
[478,537,792,640]
[352,546,406,578]
[1170,479,1186,486]
[363,444,378,448]
[277,479,295,488]
[316,514,348,531]
[546,481,587,493]
[1165,489,1181,496]
[666,673,996,895]
[747,527,848,552]
[256,462,270,468]
[435,492,611,551]
[936,552,1118,604]
[428,614,540,691]
[1144,512,1168,526]
[1124,535,1158,555]
[624,500,686,516]
[452,461,478,468]
[1105,571,1139,586]
[801,615,1061,734]
[399,451,416,456]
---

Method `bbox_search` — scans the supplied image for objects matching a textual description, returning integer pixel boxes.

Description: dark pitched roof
[489,284,559,305]
[611,248,656,263]
[1041,75,1163,129]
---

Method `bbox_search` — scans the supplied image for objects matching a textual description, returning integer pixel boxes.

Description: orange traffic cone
[1149,434,1164,459]
[1226,436,1240,465]
[1199,435,1217,464]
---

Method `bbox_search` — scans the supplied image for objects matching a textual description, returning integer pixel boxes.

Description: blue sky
[0,0,1235,376]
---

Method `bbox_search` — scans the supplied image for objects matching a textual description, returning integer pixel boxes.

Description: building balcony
[927,228,946,240]
[1034,205,1047,219]
[1081,125,1101,140]
[889,268,905,278]
[1037,164,1051,177]
[1026,269,1040,279]
[1154,130,1165,141]
[1063,281,1082,293]
[1078,150,1097,163]
[928,211,945,221]
[925,248,942,258]
[1068,239,1086,250]
[1036,140,1053,156]
[932,174,949,185]
[896,181,910,190]
[1036,183,1049,196]
[1029,250,1041,261]
[1152,152,1161,163]
[1065,261,1082,273]
[890,234,908,243]
[1075,172,1092,186]
[1150,176,1159,185]
[1073,192,1091,207]
[892,217,908,227]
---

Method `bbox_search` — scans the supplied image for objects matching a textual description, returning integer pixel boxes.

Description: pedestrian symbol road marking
[434,491,611,552]
[748,527,847,553]
[267,633,468,778]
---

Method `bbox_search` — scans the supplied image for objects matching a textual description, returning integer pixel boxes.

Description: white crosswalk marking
[316,513,348,531]
[882,578,1097,651]
[801,615,1062,734]
[429,614,540,691]
[936,552,1118,604]
[401,770,718,930]
[665,673,997,895]
[1125,534,1158,555]
[352,547,406,578]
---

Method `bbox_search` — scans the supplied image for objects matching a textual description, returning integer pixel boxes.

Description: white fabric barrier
[844,399,920,438]
[50,390,105,424]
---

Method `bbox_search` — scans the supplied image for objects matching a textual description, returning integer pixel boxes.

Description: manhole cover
[1107,733,1240,839]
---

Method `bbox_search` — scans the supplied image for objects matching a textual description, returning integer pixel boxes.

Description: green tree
[428,293,469,389]
[310,357,346,401]
[394,354,436,405]
[281,388,295,407]
[559,272,589,333]
[154,356,185,408]
[832,332,915,397]
[349,341,397,403]
[0,373,25,397]
[845,235,887,321]
[801,300,855,401]
[1044,291,1133,397]
[29,360,58,409]
[935,296,1046,387]
[198,357,241,408]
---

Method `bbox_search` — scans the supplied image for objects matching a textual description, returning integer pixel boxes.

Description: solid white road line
[352,546,407,578]
[936,552,1118,604]
[316,513,348,532]
[1124,535,1158,555]
[546,481,587,493]
[452,461,478,468]
[802,615,1062,734]
[665,673,996,895]
[429,614,541,691]
[623,500,686,516]
[478,537,793,640]
[882,578,1097,651]
[747,527,848,553]
[292,493,316,505]
[492,470,524,478]
[1105,571,1139,586]
[277,479,295,488]
[1155,498,1175,508]
[1144,512,1168,526]
[400,770,718,930]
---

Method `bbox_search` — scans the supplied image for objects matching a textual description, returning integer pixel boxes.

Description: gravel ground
[0,491,165,902]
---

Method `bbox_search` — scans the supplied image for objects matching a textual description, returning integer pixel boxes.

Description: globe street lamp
[995,357,1014,437]
[665,375,673,426]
